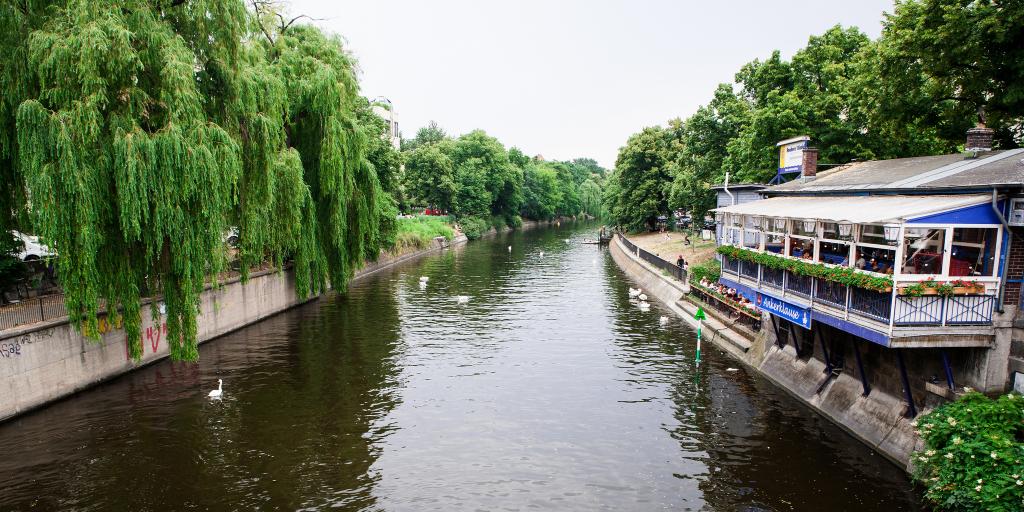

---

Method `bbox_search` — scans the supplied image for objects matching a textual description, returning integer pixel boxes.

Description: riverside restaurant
[712,193,1008,347]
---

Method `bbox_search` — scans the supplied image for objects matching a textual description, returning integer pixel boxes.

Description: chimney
[801,148,818,179]
[965,124,994,153]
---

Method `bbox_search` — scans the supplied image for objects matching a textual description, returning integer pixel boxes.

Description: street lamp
[802,220,816,234]
[838,221,853,239]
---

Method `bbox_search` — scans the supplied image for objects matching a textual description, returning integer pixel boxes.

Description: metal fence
[0,294,68,331]
[619,234,688,283]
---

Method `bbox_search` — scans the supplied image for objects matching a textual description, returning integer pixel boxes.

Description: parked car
[12,231,55,261]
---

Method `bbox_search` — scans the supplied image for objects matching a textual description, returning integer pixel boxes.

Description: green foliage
[459,216,490,241]
[401,120,446,152]
[687,259,721,285]
[877,0,1024,145]
[393,216,453,251]
[716,245,894,292]
[656,10,1023,223]
[2,2,385,361]
[522,164,560,220]
[604,126,674,231]
[911,392,1024,512]
[404,142,456,212]
[0,232,26,294]
[579,179,603,218]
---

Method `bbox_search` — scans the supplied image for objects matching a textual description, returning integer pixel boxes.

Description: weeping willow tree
[1,0,383,360]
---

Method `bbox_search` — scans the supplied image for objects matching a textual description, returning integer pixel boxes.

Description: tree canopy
[399,122,605,223]
[608,2,1023,230]
[0,0,396,360]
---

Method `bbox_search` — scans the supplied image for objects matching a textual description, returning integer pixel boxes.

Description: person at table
[869,258,879,272]
[855,255,866,270]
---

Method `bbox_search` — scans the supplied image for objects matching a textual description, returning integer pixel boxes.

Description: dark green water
[0,223,922,511]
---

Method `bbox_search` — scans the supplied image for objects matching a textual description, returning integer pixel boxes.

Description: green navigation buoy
[694,307,705,365]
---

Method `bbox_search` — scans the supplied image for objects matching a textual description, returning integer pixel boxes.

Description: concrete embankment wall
[608,234,923,467]
[0,235,467,423]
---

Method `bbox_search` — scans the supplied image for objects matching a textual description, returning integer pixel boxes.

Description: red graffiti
[124,322,169,360]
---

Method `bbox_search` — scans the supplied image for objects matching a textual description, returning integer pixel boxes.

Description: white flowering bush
[911,392,1024,511]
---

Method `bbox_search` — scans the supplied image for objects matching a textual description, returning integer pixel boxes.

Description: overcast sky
[288,0,895,168]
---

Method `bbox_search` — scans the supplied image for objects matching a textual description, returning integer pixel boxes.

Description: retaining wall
[0,235,467,423]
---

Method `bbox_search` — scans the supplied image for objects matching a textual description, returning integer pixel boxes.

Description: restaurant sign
[776,136,810,174]
[756,292,811,329]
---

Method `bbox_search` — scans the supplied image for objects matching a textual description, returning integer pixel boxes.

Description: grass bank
[394,216,455,251]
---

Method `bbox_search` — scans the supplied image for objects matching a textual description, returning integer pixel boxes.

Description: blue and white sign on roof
[756,292,811,329]
[776,135,810,174]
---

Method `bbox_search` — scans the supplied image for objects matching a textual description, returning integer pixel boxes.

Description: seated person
[855,255,866,269]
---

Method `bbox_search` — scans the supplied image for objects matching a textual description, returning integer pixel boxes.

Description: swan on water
[419,276,429,283]
[208,379,223,399]
[659,316,668,325]
[508,245,512,253]
[456,295,470,304]
[539,251,544,258]
[628,287,641,298]
[638,301,651,310]
[638,293,648,302]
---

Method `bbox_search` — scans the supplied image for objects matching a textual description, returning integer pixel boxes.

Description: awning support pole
[896,349,917,418]
[853,339,870,396]
[940,350,956,391]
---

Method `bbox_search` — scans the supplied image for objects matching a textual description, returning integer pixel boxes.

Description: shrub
[911,392,1024,512]
[688,259,721,284]
[460,216,490,240]
[508,215,523,229]
[490,215,508,231]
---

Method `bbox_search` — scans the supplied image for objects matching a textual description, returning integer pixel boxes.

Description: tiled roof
[767,149,1024,194]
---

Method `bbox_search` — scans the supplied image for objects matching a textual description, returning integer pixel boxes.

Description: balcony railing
[786,272,813,298]
[814,280,847,309]
[739,259,759,280]
[720,260,996,327]
[762,266,785,289]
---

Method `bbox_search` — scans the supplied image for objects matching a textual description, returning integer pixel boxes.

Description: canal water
[0,223,922,511]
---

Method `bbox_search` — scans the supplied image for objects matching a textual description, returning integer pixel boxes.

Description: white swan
[539,251,544,258]
[659,316,668,325]
[419,276,429,283]
[638,293,648,302]
[508,245,512,253]
[208,379,223,399]
[628,288,641,298]
[456,295,470,304]
[638,301,651,310]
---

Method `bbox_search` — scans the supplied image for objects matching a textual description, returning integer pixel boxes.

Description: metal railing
[786,272,813,298]
[762,266,785,289]
[739,259,759,280]
[814,280,847,309]
[894,294,995,326]
[719,259,997,327]
[849,286,892,323]
[620,235,687,283]
[0,294,67,331]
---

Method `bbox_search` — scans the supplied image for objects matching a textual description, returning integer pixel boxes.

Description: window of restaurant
[901,228,946,275]
[795,219,817,237]
[950,227,999,277]
[819,241,852,266]
[765,233,786,254]
[743,229,761,249]
[727,227,741,246]
[789,236,815,261]
[855,246,896,274]
[859,224,895,246]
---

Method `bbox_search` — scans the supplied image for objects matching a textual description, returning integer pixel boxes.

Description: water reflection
[0,223,921,511]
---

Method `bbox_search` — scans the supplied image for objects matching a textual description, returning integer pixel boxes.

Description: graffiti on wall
[124,322,168,360]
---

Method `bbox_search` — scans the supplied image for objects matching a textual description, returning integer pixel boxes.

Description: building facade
[712,134,1024,421]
